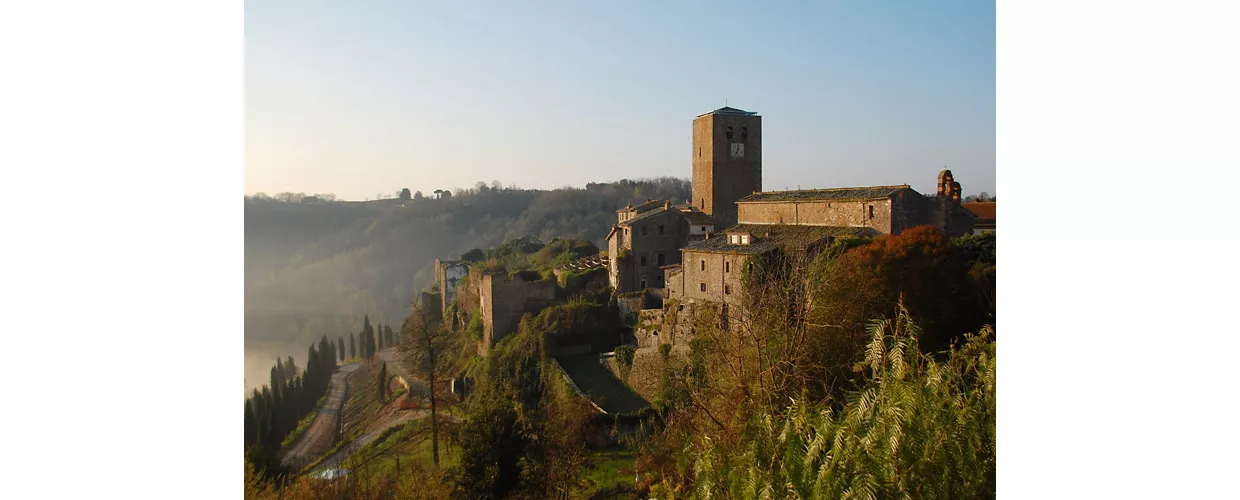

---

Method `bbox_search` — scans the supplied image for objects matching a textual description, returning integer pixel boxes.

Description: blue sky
[246,1,995,200]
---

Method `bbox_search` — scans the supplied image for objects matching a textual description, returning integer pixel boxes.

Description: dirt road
[280,362,361,471]
[308,347,425,473]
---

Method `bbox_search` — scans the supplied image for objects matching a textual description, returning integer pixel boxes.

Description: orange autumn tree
[810,225,992,358]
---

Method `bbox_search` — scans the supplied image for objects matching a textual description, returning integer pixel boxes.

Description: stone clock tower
[691,106,762,228]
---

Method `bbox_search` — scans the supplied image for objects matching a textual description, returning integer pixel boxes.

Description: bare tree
[399,303,453,467]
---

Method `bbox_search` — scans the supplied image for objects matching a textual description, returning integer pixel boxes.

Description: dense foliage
[660,310,995,499]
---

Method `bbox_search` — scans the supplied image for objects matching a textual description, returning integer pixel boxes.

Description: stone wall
[419,291,442,321]
[737,198,895,234]
[625,209,690,292]
[891,190,976,238]
[678,249,750,308]
[617,345,691,402]
[479,272,555,356]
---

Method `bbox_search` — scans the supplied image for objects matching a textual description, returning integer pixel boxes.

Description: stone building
[692,107,762,229]
[478,271,555,356]
[606,199,712,293]
[735,172,975,238]
[665,224,877,325]
[434,258,470,317]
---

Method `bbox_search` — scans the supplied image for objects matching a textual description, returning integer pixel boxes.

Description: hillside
[244,178,690,391]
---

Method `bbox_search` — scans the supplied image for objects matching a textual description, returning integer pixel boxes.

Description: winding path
[309,347,423,473]
[280,362,361,471]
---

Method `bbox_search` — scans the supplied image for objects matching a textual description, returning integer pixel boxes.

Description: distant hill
[244,178,690,391]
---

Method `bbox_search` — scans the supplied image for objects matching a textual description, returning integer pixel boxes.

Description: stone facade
[479,272,555,356]
[434,258,470,317]
[663,225,879,329]
[692,107,762,229]
[734,171,975,238]
[607,201,711,293]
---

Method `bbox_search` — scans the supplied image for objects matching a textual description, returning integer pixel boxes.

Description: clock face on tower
[730,142,745,158]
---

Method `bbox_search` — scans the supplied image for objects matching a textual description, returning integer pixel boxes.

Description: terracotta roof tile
[962,202,996,221]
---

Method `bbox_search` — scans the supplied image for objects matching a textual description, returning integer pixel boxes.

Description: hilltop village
[425,107,981,368]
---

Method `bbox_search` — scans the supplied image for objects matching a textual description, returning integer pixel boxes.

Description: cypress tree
[378,322,385,350]
[244,399,256,447]
[377,362,388,401]
[363,316,376,357]
[287,356,296,377]
[349,333,356,359]
[337,337,345,362]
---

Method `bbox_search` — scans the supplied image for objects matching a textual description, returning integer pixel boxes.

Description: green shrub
[615,345,636,368]
[467,313,484,341]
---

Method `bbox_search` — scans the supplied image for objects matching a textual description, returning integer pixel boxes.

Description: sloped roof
[616,199,664,214]
[681,210,715,225]
[696,106,758,118]
[622,206,684,226]
[962,202,996,221]
[683,224,877,255]
[738,185,911,203]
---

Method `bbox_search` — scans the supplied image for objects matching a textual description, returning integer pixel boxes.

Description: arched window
[726,126,734,140]
[741,126,748,140]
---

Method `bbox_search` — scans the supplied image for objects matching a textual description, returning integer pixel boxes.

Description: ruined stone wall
[479,273,556,355]
[664,265,684,301]
[435,259,469,317]
[892,191,976,237]
[737,198,895,234]
[419,291,442,321]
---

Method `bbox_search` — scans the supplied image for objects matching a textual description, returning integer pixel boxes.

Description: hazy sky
[246,1,995,201]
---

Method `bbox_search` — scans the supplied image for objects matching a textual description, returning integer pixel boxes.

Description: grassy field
[555,355,650,414]
[342,418,460,478]
[583,447,637,494]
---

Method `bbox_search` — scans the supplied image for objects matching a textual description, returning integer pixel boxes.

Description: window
[700,283,707,292]
[725,285,731,295]
[698,147,702,158]
[725,262,730,273]
[640,279,647,289]
[868,205,875,219]
[639,255,647,266]
[741,126,748,140]
[700,260,706,271]
[729,234,738,244]
[741,235,750,244]
[700,198,705,209]
[726,126,734,140]
[657,253,665,266]
[658,224,664,235]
